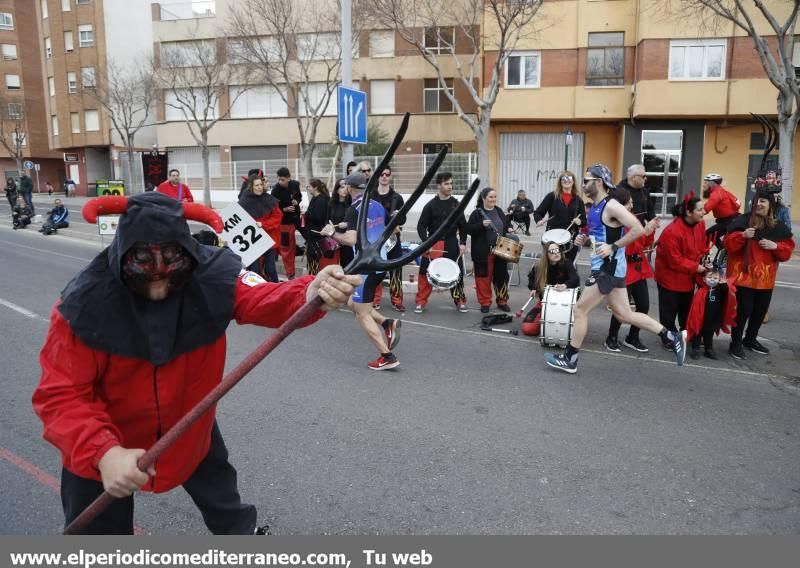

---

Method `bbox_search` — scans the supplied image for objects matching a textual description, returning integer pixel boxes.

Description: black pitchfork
[64,112,480,534]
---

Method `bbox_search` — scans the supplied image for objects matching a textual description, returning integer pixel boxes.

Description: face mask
[123,242,193,301]
[705,276,720,288]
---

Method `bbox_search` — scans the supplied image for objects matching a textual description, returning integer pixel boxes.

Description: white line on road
[0,297,47,322]
[0,238,93,262]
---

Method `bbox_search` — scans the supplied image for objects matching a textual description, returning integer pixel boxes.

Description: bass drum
[539,286,578,348]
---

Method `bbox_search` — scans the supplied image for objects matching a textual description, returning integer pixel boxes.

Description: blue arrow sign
[337,85,367,144]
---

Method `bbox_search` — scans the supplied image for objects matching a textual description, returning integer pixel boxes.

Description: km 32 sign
[219,203,275,267]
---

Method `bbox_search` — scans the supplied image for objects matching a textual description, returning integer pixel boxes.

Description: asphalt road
[0,218,799,535]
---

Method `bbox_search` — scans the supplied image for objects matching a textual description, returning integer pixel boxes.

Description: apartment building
[151,0,478,192]
[0,0,63,191]
[486,0,798,219]
[33,0,156,196]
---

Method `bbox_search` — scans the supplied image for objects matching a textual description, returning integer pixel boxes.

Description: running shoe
[368,354,400,371]
[672,330,687,366]
[544,352,577,374]
[373,303,381,310]
[729,343,746,360]
[457,303,469,313]
[392,303,406,313]
[414,304,425,313]
[743,339,769,355]
[604,336,621,353]
[623,337,649,353]
[384,319,401,350]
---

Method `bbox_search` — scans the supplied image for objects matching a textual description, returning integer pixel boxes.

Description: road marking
[775,281,800,290]
[0,297,47,322]
[0,237,94,262]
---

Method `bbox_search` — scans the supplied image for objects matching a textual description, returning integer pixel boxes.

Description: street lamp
[564,127,573,171]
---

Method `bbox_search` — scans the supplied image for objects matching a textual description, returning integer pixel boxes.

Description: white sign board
[97,215,120,236]
[219,203,274,267]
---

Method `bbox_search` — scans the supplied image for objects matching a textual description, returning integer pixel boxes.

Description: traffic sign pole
[341,0,353,173]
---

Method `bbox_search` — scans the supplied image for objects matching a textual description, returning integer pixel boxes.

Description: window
[669,39,726,80]
[48,76,55,96]
[64,31,74,52]
[81,66,95,88]
[230,85,288,118]
[71,112,80,133]
[586,32,624,86]
[77,0,90,4]
[51,115,59,135]
[296,33,340,61]
[160,1,216,21]
[228,37,283,64]
[164,89,219,121]
[5,74,20,90]
[505,51,540,88]
[0,13,13,30]
[45,37,52,58]
[12,130,25,147]
[1,44,17,60]
[300,83,337,116]
[423,78,453,113]
[8,102,23,118]
[85,109,99,131]
[423,27,454,55]
[78,25,94,48]
[62,0,71,11]
[67,72,77,93]
[161,41,215,67]
[793,42,800,79]
[370,80,395,114]
[641,130,683,216]
[41,0,48,19]
[369,31,394,58]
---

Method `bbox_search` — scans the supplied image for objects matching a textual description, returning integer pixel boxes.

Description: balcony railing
[160,1,216,21]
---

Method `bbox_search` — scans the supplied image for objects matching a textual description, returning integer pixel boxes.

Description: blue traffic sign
[337,85,367,144]
[23,160,34,170]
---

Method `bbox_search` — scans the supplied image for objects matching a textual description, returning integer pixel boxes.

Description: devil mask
[122,242,194,300]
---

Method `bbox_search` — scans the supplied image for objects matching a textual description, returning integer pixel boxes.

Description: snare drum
[539,286,579,347]
[541,228,573,254]
[493,235,523,263]
[427,257,461,291]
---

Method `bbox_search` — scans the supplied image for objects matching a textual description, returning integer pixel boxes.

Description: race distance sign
[218,203,275,267]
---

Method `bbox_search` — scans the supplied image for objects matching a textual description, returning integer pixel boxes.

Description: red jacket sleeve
[659,227,699,274]
[32,307,123,473]
[724,231,747,253]
[183,185,194,203]
[772,238,795,262]
[704,190,721,214]
[260,208,282,245]
[232,273,325,328]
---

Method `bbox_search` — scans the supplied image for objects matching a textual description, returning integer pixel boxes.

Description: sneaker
[497,304,511,313]
[391,303,406,313]
[480,306,490,314]
[729,343,746,360]
[623,337,649,353]
[373,303,381,310]
[525,231,531,236]
[743,339,770,355]
[690,346,702,360]
[254,524,271,535]
[414,304,424,314]
[671,330,687,366]
[383,319,401,350]
[457,303,469,313]
[662,340,675,352]
[604,336,621,353]
[544,352,577,374]
[368,354,399,371]
[704,349,718,360]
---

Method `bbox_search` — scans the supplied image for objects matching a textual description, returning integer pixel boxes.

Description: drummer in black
[533,171,586,262]
[414,172,468,313]
[465,187,510,313]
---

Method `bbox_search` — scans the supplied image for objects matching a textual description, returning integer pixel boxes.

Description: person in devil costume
[32,192,359,535]
[686,256,737,360]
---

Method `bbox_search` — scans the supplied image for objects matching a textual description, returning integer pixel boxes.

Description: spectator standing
[271,167,303,279]
[5,177,17,209]
[156,169,194,202]
[19,171,34,214]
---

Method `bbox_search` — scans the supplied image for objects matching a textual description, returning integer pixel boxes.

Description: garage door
[498,133,585,209]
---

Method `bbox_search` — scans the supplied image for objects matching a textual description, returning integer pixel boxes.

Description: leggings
[657,284,693,334]
[608,278,650,341]
[731,287,773,345]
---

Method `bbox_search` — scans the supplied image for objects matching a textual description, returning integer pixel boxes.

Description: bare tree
[666,0,799,208]
[155,36,249,206]
[370,0,542,185]
[227,0,362,182]
[0,94,27,173]
[82,59,156,192]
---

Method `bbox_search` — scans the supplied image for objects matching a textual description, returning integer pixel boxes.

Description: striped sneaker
[544,352,577,374]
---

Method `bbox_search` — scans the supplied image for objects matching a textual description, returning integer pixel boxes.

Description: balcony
[159,1,216,21]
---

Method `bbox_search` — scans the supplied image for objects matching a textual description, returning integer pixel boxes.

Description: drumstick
[481,326,519,336]
[515,296,534,319]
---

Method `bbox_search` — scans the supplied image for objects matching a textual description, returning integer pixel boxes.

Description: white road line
[775,281,800,290]
[0,297,47,322]
[0,238,93,262]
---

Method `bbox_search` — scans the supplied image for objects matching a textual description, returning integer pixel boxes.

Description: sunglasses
[583,177,600,184]
[380,172,391,177]
[360,169,371,174]
[561,176,573,182]
[547,248,561,255]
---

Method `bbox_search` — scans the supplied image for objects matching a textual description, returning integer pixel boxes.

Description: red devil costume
[686,256,737,360]
[32,193,324,534]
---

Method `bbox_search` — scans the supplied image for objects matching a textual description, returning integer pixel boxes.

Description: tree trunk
[476,114,491,190]
[299,145,314,186]
[778,116,796,213]
[15,157,23,174]
[127,142,136,194]
[201,138,211,207]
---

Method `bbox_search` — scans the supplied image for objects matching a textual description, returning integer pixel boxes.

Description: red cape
[686,280,737,340]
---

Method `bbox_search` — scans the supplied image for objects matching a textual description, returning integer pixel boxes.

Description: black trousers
[657,284,693,335]
[731,287,773,345]
[608,279,650,341]
[61,422,256,535]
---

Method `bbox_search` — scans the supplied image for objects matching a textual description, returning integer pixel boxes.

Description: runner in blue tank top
[544,164,687,374]
[322,173,402,371]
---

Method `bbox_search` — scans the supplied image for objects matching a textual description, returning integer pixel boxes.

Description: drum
[493,235,524,263]
[541,228,573,254]
[539,286,578,347]
[427,257,461,290]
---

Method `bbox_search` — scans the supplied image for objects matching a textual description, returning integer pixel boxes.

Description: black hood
[239,189,279,219]
[58,193,243,365]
